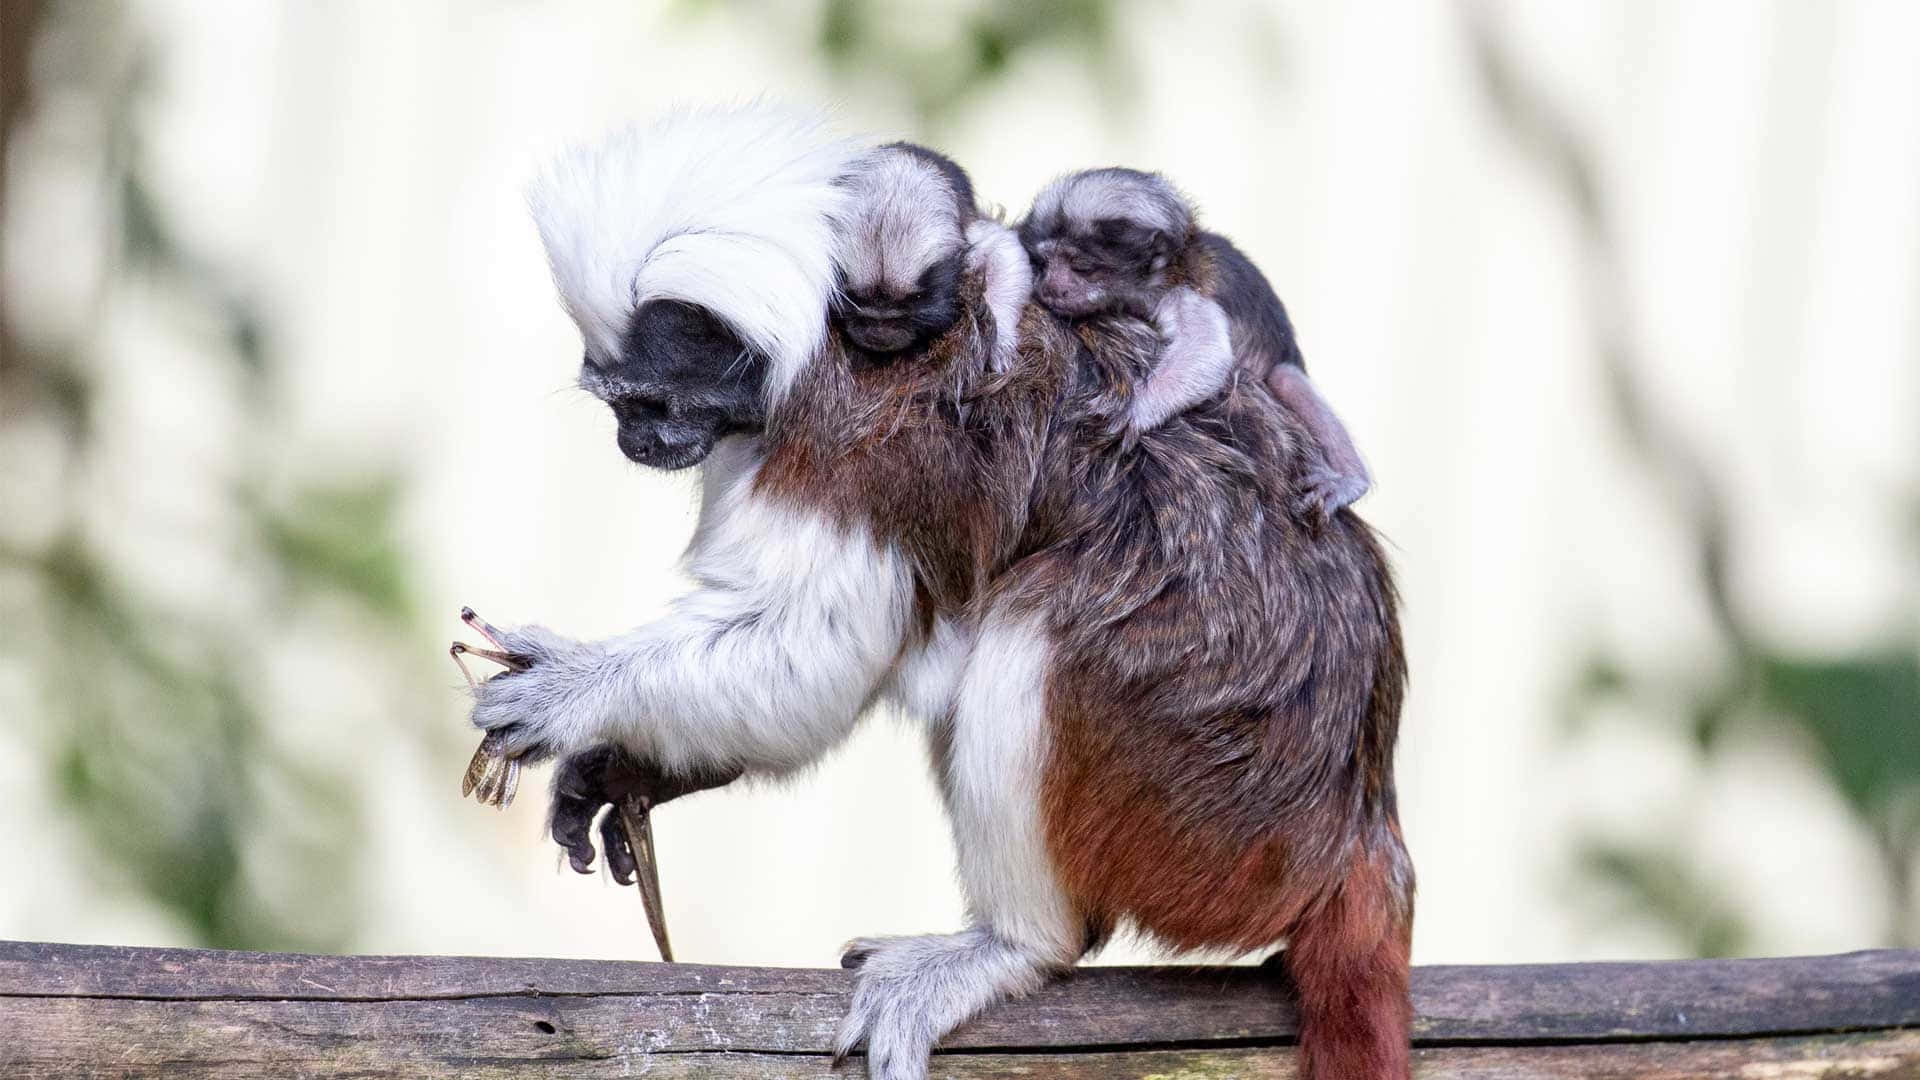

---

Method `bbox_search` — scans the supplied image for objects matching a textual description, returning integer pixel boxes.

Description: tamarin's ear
[1093,216,1179,272]
[1149,226,1191,271]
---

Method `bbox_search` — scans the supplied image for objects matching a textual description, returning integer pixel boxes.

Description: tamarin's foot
[548,746,740,877]
[548,745,740,961]
[833,927,1056,1080]
[1292,465,1369,525]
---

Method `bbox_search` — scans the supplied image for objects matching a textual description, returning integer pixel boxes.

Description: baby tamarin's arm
[1133,303,1372,520]
[1265,362,1372,522]
[1134,289,1371,522]
[966,218,1033,371]
[1129,286,1236,432]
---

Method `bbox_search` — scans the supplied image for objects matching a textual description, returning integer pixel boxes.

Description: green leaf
[248,475,413,623]
[1576,839,1752,958]
[1756,651,1920,819]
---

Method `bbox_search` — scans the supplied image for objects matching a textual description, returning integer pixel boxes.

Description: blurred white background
[2,0,1916,969]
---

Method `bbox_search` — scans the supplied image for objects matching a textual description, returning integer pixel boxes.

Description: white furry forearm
[540,494,915,777]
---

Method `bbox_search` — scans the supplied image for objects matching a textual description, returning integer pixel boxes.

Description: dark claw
[549,765,604,873]
[545,744,744,936]
[840,946,872,970]
[543,747,742,962]
[600,805,638,886]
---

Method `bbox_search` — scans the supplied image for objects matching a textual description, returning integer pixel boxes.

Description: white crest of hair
[1029,167,1193,239]
[835,145,965,296]
[965,219,1032,371]
[528,102,869,405]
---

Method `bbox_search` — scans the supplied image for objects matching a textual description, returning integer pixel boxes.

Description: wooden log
[2,941,1917,1077]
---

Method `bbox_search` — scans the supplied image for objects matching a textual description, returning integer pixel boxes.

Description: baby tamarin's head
[1018,167,1195,319]
[832,142,979,355]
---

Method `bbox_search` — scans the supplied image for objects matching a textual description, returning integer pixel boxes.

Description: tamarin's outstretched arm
[469,470,914,779]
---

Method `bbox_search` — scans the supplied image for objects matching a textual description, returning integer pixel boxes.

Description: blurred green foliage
[683,0,1140,129]
[1,0,1912,962]
[0,3,412,951]
[1577,841,1752,959]
[1468,12,1920,953]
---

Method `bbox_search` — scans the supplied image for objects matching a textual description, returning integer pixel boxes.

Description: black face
[1019,215,1175,319]
[582,300,768,470]
[834,255,963,356]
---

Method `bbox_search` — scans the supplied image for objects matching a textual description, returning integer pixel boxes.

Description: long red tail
[1284,835,1414,1079]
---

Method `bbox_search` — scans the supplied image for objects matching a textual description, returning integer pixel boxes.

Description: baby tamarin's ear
[1091,214,1183,273]
[966,218,1032,372]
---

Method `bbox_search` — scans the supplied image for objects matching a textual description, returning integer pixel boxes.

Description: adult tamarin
[479,104,1411,1080]
[1019,167,1373,522]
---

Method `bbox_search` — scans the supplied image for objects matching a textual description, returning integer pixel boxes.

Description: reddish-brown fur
[757,263,1412,1079]
[1016,315,1412,1078]
[1289,828,1415,1080]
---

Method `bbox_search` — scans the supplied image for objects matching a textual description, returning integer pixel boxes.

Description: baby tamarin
[1019,167,1371,520]
[833,140,1028,371]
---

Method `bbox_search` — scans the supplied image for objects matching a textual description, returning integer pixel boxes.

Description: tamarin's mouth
[616,424,715,470]
[625,436,713,471]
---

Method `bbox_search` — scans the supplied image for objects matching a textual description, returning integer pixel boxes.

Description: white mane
[528,103,868,405]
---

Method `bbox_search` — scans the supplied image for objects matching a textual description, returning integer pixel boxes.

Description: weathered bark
[2,941,1917,1077]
